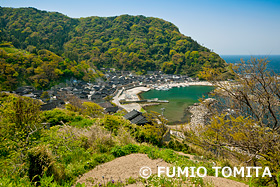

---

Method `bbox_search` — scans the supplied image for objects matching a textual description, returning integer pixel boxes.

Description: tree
[162,61,175,74]
[0,94,42,141]
[82,102,103,118]
[193,57,280,185]
[0,93,43,175]
[1,7,226,76]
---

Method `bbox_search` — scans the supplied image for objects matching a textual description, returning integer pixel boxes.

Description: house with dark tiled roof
[98,102,119,114]
[40,99,65,111]
[123,109,149,125]
[15,86,35,95]
[130,115,148,125]
[105,106,118,113]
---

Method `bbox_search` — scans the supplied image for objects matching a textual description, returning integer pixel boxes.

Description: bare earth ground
[75,153,248,187]
[75,153,170,186]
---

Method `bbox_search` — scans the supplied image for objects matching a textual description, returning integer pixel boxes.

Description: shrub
[114,127,136,146]
[28,145,65,183]
[101,115,125,135]
[87,125,116,153]
[110,144,140,157]
[82,102,104,118]
[111,146,127,157]
[167,140,175,149]
[92,153,114,164]
[166,139,189,152]
[69,118,96,128]
[84,154,114,170]
[41,108,82,126]
[135,124,163,146]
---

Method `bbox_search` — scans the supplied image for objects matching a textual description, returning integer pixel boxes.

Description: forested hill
[0,7,226,76]
[0,44,103,90]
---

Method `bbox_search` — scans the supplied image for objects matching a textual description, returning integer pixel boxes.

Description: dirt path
[75,153,170,186]
[75,153,248,187]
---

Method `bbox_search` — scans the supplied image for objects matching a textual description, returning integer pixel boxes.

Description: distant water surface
[140,86,214,124]
[140,55,280,124]
[221,55,280,73]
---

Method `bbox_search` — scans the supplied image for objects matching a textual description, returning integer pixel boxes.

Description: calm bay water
[140,86,214,124]
[140,55,280,124]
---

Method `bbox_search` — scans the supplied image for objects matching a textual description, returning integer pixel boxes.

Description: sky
[1,0,280,55]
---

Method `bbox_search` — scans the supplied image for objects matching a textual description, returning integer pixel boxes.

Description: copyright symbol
[139,166,152,179]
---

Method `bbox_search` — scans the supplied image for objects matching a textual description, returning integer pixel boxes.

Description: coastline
[112,87,150,112]
[112,81,213,113]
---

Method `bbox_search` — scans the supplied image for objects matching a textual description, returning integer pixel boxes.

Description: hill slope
[0,44,101,90]
[0,7,225,76]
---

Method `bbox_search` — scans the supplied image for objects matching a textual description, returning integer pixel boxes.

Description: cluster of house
[10,85,150,125]
[11,82,117,112]
[104,70,193,86]
[6,70,195,124]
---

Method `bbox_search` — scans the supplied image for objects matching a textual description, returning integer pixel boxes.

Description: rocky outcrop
[189,98,216,131]
[189,104,208,128]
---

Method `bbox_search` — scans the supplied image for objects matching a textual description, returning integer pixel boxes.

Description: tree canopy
[0,44,102,90]
[194,58,280,185]
[0,7,226,76]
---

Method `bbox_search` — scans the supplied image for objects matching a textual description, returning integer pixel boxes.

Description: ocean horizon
[141,55,280,123]
[221,55,280,73]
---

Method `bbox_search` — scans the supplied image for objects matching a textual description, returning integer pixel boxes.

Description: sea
[140,86,214,124]
[141,55,280,124]
[221,55,280,73]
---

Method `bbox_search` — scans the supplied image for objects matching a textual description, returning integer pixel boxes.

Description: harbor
[111,81,214,122]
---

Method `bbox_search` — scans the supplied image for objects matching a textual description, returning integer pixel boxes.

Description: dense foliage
[0,93,180,186]
[1,7,226,76]
[195,58,280,186]
[0,44,102,90]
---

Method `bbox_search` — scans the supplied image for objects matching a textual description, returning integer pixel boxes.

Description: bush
[86,125,116,153]
[28,145,65,183]
[41,108,82,126]
[135,124,163,146]
[114,127,136,146]
[0,176,33,187]
[101,115,127,135]
[69,118,96,128]
[111,144,140,157]
[111,146,127,157]
[167,140,175,149]
[92,153,114,164]
[82,102,103,118]
[84,154,114,170]
[166,139,189,152]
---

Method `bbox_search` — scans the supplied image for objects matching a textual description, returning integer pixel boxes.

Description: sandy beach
[112,87,150,112]
[146,81,213,89]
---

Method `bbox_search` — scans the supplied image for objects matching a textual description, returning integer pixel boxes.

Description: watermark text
[139,166,272,178]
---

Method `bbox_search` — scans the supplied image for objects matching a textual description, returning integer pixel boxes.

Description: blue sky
[1,0,280,55]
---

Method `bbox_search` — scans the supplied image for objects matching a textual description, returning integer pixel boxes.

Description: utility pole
[160,107,165,116]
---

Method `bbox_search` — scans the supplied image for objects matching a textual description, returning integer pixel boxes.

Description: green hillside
[0,44,102,90]
[0,7,226,76]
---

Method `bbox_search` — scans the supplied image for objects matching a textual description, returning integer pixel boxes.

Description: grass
[0,107,253,187]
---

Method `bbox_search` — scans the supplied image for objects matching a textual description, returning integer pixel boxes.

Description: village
[9,70,199,111]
